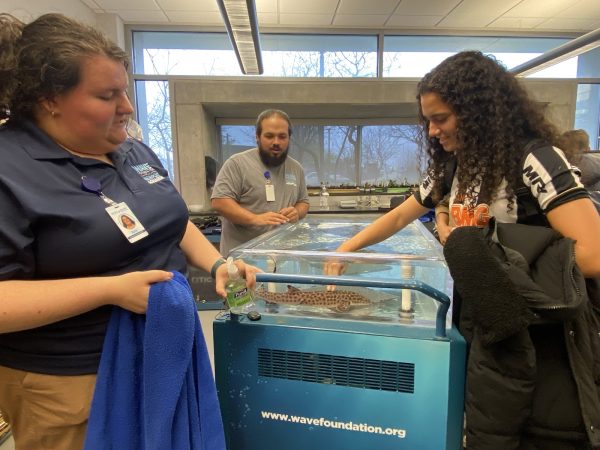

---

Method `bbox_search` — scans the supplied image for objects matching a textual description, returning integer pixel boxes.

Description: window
[575,84,600,150]
[129,30,600,186]
[131,32,379,180]
[219,123,425,187]
[261,34,378,77]
[361,125,425,185]
[382,35,571,78]
[132,31,237,76]
[132,31,378,78]
[134,80,174,175]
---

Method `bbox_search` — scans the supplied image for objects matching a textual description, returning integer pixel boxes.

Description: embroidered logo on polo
[131,163,165,184]
[285,173,297,186]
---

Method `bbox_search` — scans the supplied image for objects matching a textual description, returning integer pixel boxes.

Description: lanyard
[81,176,118,206]
[80,176,149,243]
[263,171,275,202]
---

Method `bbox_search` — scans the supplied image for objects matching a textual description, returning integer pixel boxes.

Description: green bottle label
[227,286,253,308]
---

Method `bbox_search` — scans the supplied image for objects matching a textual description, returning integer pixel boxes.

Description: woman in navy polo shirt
[0,13,252,449]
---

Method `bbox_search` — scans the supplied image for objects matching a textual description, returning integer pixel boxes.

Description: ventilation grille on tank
[257,348,414,393]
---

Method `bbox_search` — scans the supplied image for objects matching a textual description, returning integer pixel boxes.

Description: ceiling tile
[279,0,340,15]
[95,0,160,10]
[385,15,444,27]
[394,0,461,16]
[333,14,390,26]
[163,11,223,23]
[503,0,575,18]
[83,0,600,31]
[256,0,279,14]
[338,0,400,15]
[80,0,102,10]
[534,16,599,31]
[438,14,497,28]
[157,0,218,12]
[487,17,547,29]
[110,9,169,22]
[438,0,525,28]
[558,0,600,19]
[279,13,334,26]
[449,0,522,17]
[258,12,279,25]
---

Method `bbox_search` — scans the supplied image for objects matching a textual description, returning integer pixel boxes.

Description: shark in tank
[256,285,372,313]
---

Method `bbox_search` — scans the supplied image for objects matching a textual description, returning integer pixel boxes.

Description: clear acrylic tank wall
[229,214,453,330]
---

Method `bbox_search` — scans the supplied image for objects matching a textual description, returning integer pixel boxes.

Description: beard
[258,144,288,167]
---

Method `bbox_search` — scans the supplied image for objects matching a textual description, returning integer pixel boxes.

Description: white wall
[1,0,96,24]
[0,1,125,49]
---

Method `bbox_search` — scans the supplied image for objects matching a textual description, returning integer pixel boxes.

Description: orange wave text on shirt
[450,203,491,227]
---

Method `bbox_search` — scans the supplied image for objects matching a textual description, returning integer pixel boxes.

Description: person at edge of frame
[211,109,310,256]
[0,13,258,450]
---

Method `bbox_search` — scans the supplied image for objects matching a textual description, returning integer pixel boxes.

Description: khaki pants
[0,365,96,450]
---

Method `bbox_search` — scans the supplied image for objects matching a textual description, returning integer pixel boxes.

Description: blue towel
[84,271,226,450]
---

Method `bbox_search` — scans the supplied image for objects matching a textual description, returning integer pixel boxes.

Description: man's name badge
[106,202,149,243]
[265,184,275,202]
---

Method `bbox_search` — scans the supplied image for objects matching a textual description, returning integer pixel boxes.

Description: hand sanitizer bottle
[225,257,254,314]
[319,182,330,210]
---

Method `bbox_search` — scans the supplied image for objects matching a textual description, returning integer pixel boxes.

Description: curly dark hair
[0,14,24,120]
[558,129,590,164]
[0,13,128,123]
[416,51,559,206]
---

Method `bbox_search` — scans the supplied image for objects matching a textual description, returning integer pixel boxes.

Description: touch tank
[229,214,453,331]
[216,214,465,450]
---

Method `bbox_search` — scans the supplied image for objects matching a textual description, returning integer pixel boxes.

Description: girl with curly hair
[334,51,599,277]
[332,51,600,450]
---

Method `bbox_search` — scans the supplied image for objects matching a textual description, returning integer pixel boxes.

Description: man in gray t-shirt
[211,109,309,256]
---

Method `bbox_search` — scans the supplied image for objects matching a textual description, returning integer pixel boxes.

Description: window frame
[125,27,600,191]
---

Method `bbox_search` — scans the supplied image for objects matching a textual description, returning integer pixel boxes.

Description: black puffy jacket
[444,221,600,449]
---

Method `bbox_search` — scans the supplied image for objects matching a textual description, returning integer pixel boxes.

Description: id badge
[265,184,275,202]
[106,202,149,243]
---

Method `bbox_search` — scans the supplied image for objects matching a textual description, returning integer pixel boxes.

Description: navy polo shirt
[0,121,189,374]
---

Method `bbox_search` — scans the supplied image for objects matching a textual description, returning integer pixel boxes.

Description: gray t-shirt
[211,148,309,255]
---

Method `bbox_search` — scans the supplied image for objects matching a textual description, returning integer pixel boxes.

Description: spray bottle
[319,182,330,210]
[225,257,255,314]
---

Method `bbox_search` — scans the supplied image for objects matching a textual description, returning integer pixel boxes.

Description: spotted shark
[256,285,372,312]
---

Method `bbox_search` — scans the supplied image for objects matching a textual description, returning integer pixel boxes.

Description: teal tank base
[214,313,466,450]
